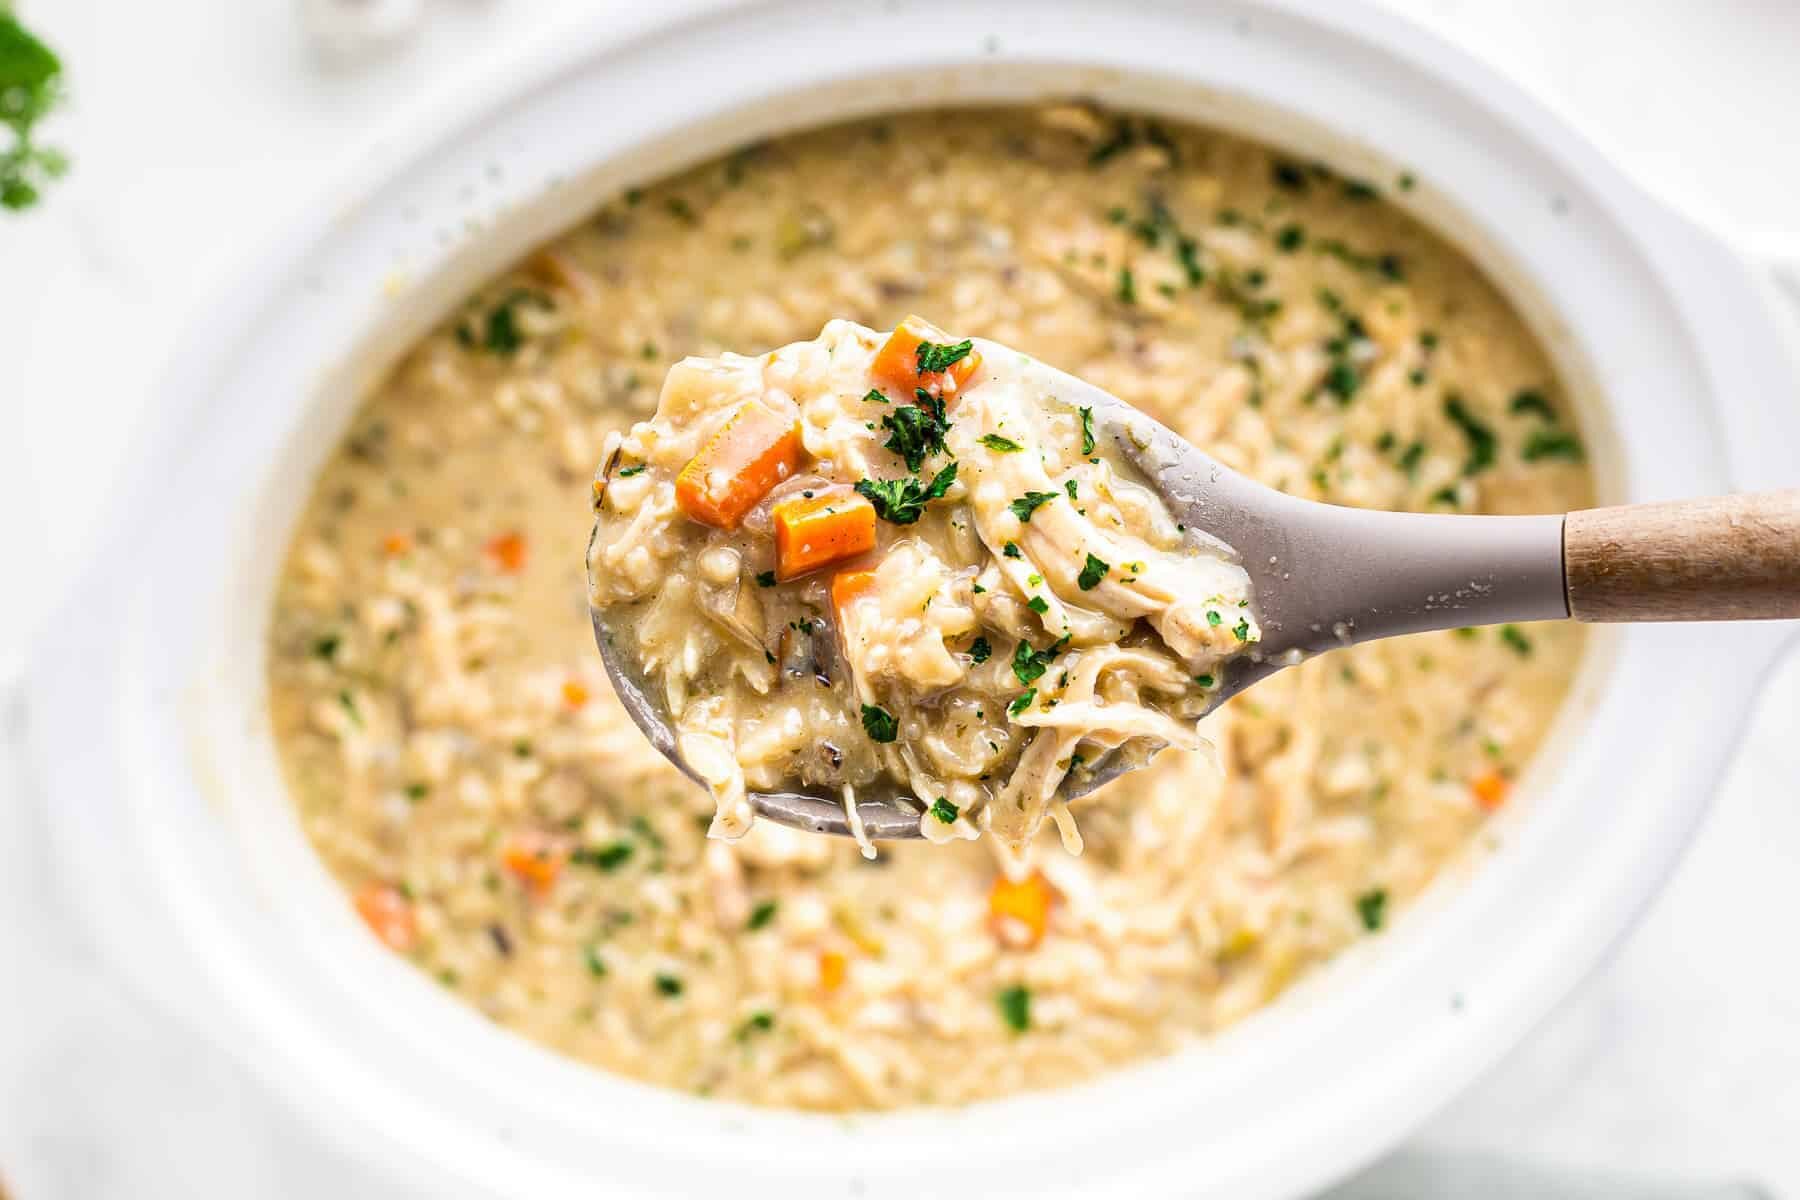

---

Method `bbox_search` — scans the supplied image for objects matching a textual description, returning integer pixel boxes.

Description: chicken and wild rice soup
[587,318,1261,855]
[268,106,1592,1109]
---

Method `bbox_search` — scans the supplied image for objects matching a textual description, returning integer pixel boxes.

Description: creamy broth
[267,106,1592,1110]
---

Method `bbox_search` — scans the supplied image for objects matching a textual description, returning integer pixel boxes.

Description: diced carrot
[831,568,878,620]
[353,882,417,952]
[773,488,876,580]
[675,403,806,529]
[501,830,568,898]
[988,871,1057,950]
[561,679,590,709]
[1472,769,1510,812]
[484,531,528,573]
[381,532,412,557]
[818,950,848,993]
[870,315,983,399]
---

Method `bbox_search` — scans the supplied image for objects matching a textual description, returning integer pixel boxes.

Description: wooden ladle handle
[1565,489,1800,621]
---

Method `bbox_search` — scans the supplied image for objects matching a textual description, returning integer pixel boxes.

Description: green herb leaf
[1356,888,1388,932]
[312,633,341,662]
[573,842,635,872]
[1026,596,1049,615]
[879,394,951,471]
[654,973,684,997]
[755,570,777,587]
[1007,689,1037,717]
[583,944,608,978]
[1499,624,1533,657]
[735,1011,774,1041]
[1443,394,1497,475]
[1011,635,1069,686]
[915,338,973,375]
[1521,430,1585,463]
[861,704,899,743]
[1079,406,1096,455]
[746,900,778,931]
[1002,541,1022,559]
[1116,266,1136,305]
[862,388,889,404]
[979,433,1024,453]
[615,464,647,477]
[855,462,957,524]
[0,13,69,212]
[1063,479,1078,500]
[969,636,992,664]
[930,797,960,824]
[1077,554,1110,590]
[1233,618,1251,642]
[997,984,1032,1032]
[1275,223,1306,252]
[1195,674,1215,689]
[1008,491,1059,523]
[1509,389,1556,421]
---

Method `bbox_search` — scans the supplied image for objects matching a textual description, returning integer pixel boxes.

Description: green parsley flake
[573,841,634,872]
[969,636,992,664]
[1002,541,1022,559]
[862,388,889,404]
[1008,491,1059,522]
[615,464,647,478]
[1206,610,1223,627]
[735,1011,774,1041]
[1522,430,1585,463]
[1233,618,1251,642]
[855,463,957,524]
[1079,406,1096,455]
[1499,624,1533,657]
[1011,635,1069,686]
[979,434,1024,453]
[861,704,899,743]
[915,338,973,375]
[1195,674,1215,688]
[1026,596,1049,615]
[755,570,777,587]
[583,945,608,978]
[930,797,960,824]
[1116,266,1136,305]
[997,984,1032,1032]
[879,394,951,471]
[1509,389,1555,420]
[1078,553,1110,590]
[746,900,778,931]
[1443,394,1497,475]
[1356,888,1388,932]
[1007,689,1037,717]
[1064,479,1078,500]
[654,973,684,997]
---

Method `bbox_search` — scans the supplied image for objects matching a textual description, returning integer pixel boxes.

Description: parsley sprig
[0,12,70,211]
[855,462,957,524]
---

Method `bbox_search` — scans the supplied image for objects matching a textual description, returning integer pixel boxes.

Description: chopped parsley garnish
[582,945,608,978]
[855,462,957,524]
[1007,689,1037,717]
[337,690,362,728]
[312,633,341,661]
[615,464,647,477]
[1499,624,1533,657]
[1356,888,1388,932]
[862,388,889,404]
[1026,596,1049,615]
[735,1011,775,1041]
[1509,389,1555,420]
[1064,479,1078,500]
[914,338,974,375]
[1271,161,1309,191]
[879,394,950,471]
[997,984,1032,1032]
[404,782,429,801]
[1233,618,1251,642]
[1443,394,1497,475]
[573,841,635,872]
[1077,553,1110,590]
[1275,223,1306,251]
[861,704,899,743]
[969,636,992,664]
[755,570,777,587]
[0,13,69,211]
[1002,541,1022,559]
[1116,266,1136,305]
[1206,609,1223,627]
[459,289,551,357]
[1397,440,1425,478]
[1176,235,1205,286]
[1522,430,1585,463]
[1079,406,1096,454]
[979,433,1024,453]
[930,797,960,824]
[654,973,684,998]
[1195,674,1215,688]
[1008,491,1059,523]
[746,900,779,930]
[1011,635,1070,686]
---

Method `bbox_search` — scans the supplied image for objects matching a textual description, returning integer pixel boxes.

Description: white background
[3,1,1798,1196]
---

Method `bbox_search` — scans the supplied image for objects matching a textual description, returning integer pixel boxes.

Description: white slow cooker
[27,1,1800,1196]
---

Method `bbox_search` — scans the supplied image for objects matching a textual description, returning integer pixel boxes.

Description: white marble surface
[4,2,1799,1196]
